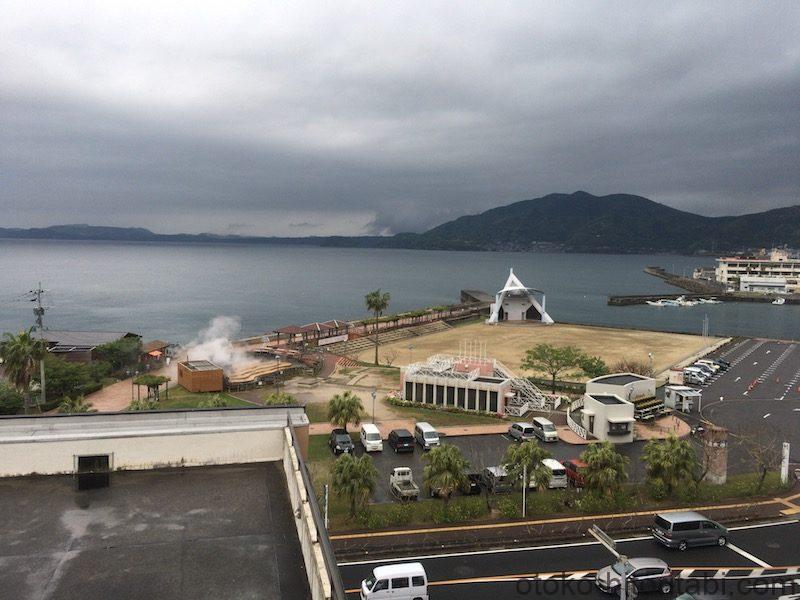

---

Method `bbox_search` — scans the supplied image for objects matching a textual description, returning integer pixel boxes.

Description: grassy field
[358,321,720,379]
[157,386,252,409]
[386,400,506,426]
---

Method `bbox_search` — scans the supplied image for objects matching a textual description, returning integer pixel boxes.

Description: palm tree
[503,439,552,493]
[364,289,390,365]
[327,390,364,430]
[642,435,698,496]
[423,444,469,509]
[59,395,96,414]
[332,453,378,518]
[580,441,629,497]
[0,328,46,412]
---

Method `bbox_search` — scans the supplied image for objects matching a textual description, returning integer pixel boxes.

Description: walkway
[87,363,177,412]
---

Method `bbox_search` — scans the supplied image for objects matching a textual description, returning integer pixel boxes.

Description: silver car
[595,557,673,595]
[508,422,536,442]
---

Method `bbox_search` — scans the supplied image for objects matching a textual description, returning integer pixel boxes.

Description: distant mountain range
[3,192,799,254]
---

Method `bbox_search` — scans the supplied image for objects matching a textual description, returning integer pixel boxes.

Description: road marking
[727,543,773,568]
[764,413,771,419]
[736,376,742,382]
[337,520,799,566]
[343,566,800,594]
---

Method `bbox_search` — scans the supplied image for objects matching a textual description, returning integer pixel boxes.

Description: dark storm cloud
[1,2,798,235]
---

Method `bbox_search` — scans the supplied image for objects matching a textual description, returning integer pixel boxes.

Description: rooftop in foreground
[180,359,222,371]
[0,462,310,600]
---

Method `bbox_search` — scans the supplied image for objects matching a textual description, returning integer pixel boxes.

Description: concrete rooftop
[0,462,311,600]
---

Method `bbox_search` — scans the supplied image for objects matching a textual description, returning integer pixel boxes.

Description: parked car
[651,511,728,551]
[462,472,483,495]
[508,422,536,442]
[712,358,731,369]
[695,359,721,372]
[683,367,709,383]
[361,562,428,600]
[481,466,512,493]
[562,458,588,488]
[532,417,558,442]
[388,429,415,453]
[539,458,568,489]
[595,557,673,595]
[390,467,420,502]
[414,422,440,450]
[691,363,715,378]
[329,428,354,455]
[360,423,383,452]
[429,471,482,497]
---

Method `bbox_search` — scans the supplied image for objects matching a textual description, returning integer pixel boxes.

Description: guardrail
[283,428,347,600]
[567,397,588,440]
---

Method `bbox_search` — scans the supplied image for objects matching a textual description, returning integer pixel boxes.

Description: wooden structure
[177,360,224,393]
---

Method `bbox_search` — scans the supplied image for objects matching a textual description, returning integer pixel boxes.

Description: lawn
[304,402,330,423]
[157,386,253,409]
[386,400,506,426]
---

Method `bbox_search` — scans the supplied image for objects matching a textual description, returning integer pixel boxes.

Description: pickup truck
[390,467,420,501]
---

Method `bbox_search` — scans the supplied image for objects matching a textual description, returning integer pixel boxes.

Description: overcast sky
[2,2,799,236]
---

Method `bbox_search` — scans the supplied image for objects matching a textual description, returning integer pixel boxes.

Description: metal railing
[567,397,588,440]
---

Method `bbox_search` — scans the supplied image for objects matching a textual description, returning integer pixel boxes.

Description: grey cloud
[0,1,798,235]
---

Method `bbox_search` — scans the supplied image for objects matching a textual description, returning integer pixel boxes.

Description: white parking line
[727,543,773,568]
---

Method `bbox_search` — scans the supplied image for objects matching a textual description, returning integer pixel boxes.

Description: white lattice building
[400,341,550,417]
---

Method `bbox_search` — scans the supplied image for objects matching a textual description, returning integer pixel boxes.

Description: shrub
[647,477,668,501]
[128,398,159,411]
[499,497,520,519]
[198,394,228,408]
[0,382,24,415]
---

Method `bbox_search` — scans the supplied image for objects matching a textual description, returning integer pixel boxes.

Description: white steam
[182,316,256,372]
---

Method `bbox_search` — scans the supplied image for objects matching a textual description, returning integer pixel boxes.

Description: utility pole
[30,283,48,410]
[522,463,527,518]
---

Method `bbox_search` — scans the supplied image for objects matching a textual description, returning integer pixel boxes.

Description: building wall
[177,363,224,392]
[0,430,285,477]
[582,395,634,443]
[401,372,507,414]
[501,297,533,321]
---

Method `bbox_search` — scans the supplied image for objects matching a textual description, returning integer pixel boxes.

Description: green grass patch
[304,403,330,423]
[386,401,506,427]
[156,386,252,409]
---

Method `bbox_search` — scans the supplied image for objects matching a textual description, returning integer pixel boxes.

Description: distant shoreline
[0,232,707,257]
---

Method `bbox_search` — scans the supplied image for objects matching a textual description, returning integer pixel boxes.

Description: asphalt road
[340,519,800,599]
[697,339,800,458]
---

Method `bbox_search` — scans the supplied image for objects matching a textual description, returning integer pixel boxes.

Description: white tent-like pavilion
[486,269,554,324]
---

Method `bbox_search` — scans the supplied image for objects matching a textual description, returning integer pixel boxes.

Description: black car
[329,428,354,455]
[462,473,483,495]
[429,472,482,497]
[388,429,415,453]
[713,358,731,369]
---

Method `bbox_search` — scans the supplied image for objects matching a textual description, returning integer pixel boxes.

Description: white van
[541,458,568,489]
[532,417,558,442]
[361,562,428,600]
[683,367,708,382]
[360,423,383,452]
[414,422,440,450]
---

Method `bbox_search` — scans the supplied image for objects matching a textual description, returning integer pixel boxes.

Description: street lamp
[648,352,654,376]
[371,388,377,424]
[408,344,414,365]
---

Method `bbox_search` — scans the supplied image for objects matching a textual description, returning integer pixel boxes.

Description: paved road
[340,519,800,599]
[697,339,800,456]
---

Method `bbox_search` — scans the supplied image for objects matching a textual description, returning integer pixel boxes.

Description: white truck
[390,467,420,501]
[665,385,700,413]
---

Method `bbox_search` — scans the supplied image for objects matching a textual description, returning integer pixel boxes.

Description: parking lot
[340,431,655,503]
[694,338,800,455]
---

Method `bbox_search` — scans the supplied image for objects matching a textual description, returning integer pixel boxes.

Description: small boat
[773,297,786,305]
[646,300,667,306]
